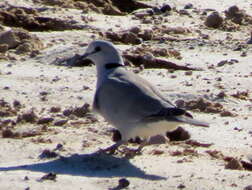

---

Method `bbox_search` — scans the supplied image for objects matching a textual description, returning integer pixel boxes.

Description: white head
[81,40,124,69]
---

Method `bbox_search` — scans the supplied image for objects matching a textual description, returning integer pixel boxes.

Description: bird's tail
[175,115,209,127]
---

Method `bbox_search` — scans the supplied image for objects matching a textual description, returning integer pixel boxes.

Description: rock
[54,119,68,126]
[118,178,130,188]
[112,129,121,142]
[0,99,17,117]
[123,53,199,70]
[205,12,223,28]
[37,117,54,125]
[13,100,21,109]
[2,129,19,138]
[102,4,122,15]
[241,160,252,171]
[72,103,90,117]
[150,149,164,155]
[39,149,58,159]
[247,31,252,44]
[185,71,192,75]
[160,4,172,13]
[225,158,243,170]
[225,5,243,24]
[129,26,141,34]
[39,172,57,181]
[166,127,191,141]
[49,106,61,113]
[244,185,252,190]
[0,6,86,31]
[148,135,167,144]
[139,29,153,41]
[63,109,72,116]
[15,42,32,54]
[220,111,234,117]
[177,184,186,189]
[184,3,193,9]
[217,60,228,67]
[121,32,142,44]
[0,44,8,53]
[17,110,38,123]
[0,28,43,54]
[0,30,20,49]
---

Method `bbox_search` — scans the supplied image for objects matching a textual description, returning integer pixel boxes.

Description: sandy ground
[0,0,252,189]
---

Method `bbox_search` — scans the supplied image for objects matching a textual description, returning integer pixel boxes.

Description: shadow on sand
[0,152,165,180]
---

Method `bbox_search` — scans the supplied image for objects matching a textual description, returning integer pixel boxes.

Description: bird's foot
[120,146,144,158]
[98,140,126,155]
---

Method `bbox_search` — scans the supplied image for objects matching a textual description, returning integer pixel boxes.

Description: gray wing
[94,68,177,123]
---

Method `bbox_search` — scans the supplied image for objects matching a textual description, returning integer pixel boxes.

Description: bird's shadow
[0,152,165,180]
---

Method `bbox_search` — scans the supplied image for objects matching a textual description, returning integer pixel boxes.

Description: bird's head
[81,40,124,68]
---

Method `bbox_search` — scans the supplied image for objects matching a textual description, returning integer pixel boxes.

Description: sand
[0,0,252,189]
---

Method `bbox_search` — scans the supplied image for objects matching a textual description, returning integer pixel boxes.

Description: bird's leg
[99,140,127,154]
[136,139,148,152]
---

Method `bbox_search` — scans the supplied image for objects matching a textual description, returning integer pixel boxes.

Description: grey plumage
[82,40,209,142]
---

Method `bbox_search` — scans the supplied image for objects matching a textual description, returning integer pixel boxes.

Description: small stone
[54,119,68,126]
[50,106,61,113]
[247,31,252,44]
[2,129,18,138]
[205,12,223,28]
[140,29,153,41]
[166,127,190,141]
[112,129,122,142]
[185,71,192,75]
[184,3,193,9]
[150,149,164,155]
[118,178,130,188]
[148,135,167,144]
[179,9,190,16]
[37,117,54,124]
[13,100,21,108]
[39,149,58,159]
[129,26,141,34]
[175,99,185,108]
[63,109,73,116]
[177,184,186,189]
[225,158,243,170]
[244,185,252,190]
[217,60,228,67]
[39,172,57,181]
[121,32,141,45]
[0,44,8,53]
[160,4,171,13]
[217,91,226,98]
[240,52,247,57]
[220,111,234,117]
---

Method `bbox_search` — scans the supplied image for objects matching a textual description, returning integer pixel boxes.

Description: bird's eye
[95,46,101,52]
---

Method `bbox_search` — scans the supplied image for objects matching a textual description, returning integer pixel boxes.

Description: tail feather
[175,115,209,127]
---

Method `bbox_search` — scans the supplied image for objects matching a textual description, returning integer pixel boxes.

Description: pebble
[225,158,243,170]
[184,3,193,9]
[160,4,172,13]
[37,117,54,124]
[244,185,252,190]
[205,12,223,28]
[118,178,130,188]
[39,172,57,181]
[54,119,68,126]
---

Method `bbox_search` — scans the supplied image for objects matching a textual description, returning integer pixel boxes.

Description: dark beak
[80,52,92,60]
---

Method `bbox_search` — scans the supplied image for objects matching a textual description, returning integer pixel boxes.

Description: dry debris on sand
[0,0,252,190]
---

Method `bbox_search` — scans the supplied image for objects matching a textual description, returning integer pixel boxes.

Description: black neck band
[105,63,124,69]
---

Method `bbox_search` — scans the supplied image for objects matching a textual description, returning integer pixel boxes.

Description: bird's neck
[96,61,124,89]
